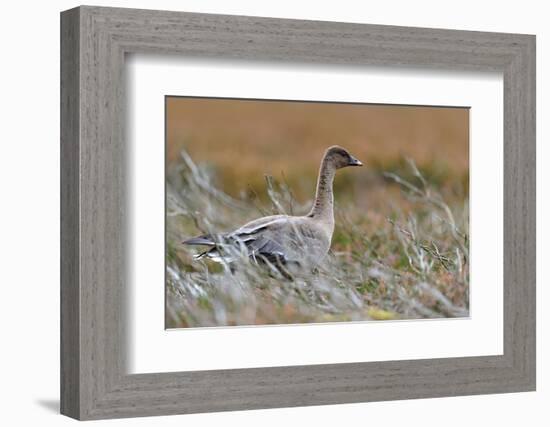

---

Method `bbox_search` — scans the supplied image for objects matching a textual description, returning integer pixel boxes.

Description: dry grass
[166,151,469,328]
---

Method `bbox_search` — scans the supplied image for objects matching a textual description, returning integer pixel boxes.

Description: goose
[182,146,363,275]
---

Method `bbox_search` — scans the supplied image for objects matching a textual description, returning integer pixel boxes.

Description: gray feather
[182,235,216,246]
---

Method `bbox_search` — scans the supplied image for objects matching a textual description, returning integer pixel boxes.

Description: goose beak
[348,155,363,167]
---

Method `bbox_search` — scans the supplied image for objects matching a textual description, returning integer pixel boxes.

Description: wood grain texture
[60,6,536,420]
[60,7,80,419]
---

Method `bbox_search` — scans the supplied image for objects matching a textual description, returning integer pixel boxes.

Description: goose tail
[182,235,215,246]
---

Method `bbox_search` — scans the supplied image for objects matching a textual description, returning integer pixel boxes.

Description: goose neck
[308,158,336,222]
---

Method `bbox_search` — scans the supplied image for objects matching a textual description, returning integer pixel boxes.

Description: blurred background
[166,97,469,214]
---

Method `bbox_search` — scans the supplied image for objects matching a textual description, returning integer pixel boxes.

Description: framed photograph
[61,6,535,420]
[165,97,470,329]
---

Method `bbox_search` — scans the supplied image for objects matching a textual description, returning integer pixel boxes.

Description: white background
[129,58,503,373]
[0,1,547,426]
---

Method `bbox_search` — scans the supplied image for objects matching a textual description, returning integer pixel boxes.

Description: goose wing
[181,215,287,246]
[183,215,295,263]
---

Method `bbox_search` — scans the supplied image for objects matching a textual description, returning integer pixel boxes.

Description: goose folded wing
[184,215,297,264]
[183,215,286,247]
[245,236,289,264]
[193,233,290,264]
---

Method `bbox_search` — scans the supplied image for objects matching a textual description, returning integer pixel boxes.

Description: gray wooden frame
[60,5,536,420]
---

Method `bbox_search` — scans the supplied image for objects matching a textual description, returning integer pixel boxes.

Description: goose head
[324,145,363,169]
